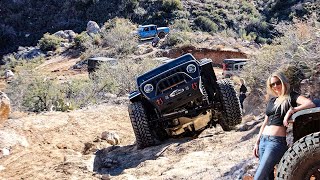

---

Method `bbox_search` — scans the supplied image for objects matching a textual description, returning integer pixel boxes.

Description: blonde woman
[253,72,315,180]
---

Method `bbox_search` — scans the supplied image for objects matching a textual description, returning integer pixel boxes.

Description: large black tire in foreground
[276,132,320,180]
[128,102,158,149]
[217,79,242,131]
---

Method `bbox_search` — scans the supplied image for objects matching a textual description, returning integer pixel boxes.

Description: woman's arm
[253,115,268,158]
[283,96,316,127]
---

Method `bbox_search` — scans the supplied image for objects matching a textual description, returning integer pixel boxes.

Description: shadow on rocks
[93,138,191,176]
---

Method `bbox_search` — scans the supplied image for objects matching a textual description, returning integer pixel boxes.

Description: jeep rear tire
[158,32,165,39]
[276,132,320,180]
[128,102,158,149]
[217,79,242,131]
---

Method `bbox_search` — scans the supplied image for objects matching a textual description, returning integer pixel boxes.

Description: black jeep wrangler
[276,105,320,179]
[128,53,242,149]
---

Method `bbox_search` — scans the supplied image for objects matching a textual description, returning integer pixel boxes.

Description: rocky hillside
[1,0,319,57]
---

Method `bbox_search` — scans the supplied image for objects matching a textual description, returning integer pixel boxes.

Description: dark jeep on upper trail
[128,53,242,149]
[276,104,320,180]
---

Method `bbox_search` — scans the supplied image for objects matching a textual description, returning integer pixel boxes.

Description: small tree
[194,16,218,33]
[101,18,138,56]
[38,33,63,51]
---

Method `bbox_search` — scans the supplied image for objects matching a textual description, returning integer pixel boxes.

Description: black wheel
[128,101,158,149]
[225,74,231,78]
[217,79,242,131]
[158,32,165,39]
[276,132,320,180]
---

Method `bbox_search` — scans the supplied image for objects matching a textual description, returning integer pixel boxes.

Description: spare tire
[217,79,242,131]
[128,101,158,149]
[276,132,320,180]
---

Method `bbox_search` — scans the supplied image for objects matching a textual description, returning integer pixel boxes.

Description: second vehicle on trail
[128,53,242,149]
[136,24,170,39]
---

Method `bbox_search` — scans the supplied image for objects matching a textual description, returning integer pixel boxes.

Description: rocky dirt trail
[0,101,262,179]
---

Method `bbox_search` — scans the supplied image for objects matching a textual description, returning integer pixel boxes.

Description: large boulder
[0,91,10,126]
[53,30,77,42]
[86,21,100,34]
[14,46,44,60]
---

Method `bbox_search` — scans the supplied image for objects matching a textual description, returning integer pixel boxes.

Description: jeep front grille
[155,72,192,95]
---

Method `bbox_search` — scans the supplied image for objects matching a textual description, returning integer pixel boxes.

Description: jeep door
[142,27,153,38]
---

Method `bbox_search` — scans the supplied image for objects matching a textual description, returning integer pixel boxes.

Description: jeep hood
[136,53,196,86]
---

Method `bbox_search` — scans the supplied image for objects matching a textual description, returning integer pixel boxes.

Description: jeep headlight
[144,84,154,93]
[186,64,197,74]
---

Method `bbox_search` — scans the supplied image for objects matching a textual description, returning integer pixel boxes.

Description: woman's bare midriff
[262,125,287,137]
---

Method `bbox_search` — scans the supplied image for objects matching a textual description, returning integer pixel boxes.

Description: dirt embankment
[162,45,248,66]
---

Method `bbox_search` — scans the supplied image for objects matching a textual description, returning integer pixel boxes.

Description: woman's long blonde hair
[266,72,291,115]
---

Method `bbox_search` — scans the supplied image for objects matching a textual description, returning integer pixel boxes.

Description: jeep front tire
[276,132,320,180]
[217,79,242,131]
[128,101,158,149]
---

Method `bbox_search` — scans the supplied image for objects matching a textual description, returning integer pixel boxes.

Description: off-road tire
[276,132,320,180]
[128,102,157,149]
[217,79,242,131]
[158,32,165,39]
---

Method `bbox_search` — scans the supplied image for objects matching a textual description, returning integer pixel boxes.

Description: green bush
[74,32,94,51]
[162,0,183,13]
[162,31,191,47]
[60,79,94,108]
[38,33,63,51]
[172,19,192,32]
[194,16,218,33]
[22,76,60,112]
[101,18,138,55]
[91,56,161,96]
[172,10,190,19]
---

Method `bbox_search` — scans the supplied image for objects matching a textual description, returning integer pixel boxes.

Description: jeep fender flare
[292,107,320,142]
[129,91,142,102]
[199,59,218,102]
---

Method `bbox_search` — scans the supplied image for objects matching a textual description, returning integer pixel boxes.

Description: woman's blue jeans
[254,135,288,180]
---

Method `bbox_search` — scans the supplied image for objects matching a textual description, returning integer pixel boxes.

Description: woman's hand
[283,107,295,127]
[253,142,259,158]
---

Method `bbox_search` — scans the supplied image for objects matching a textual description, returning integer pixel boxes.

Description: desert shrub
[101,18,138,56]
[194,16,218,33]
[162,31,192,47]
[91,56,161,96]
[74,32,95,51]
[172,10,190,19]
[241,20,320,112]
[21,76,60,112]
[59,79,95,108]
[38,33,63,51]
[6,65,60,112]
[171,19,192,32]
[162,0,183,13]
[216,28,238,39]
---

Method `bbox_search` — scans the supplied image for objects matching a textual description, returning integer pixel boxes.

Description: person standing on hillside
[253,72,315,180]
[152,34,160,47]
[239,78,247,111]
